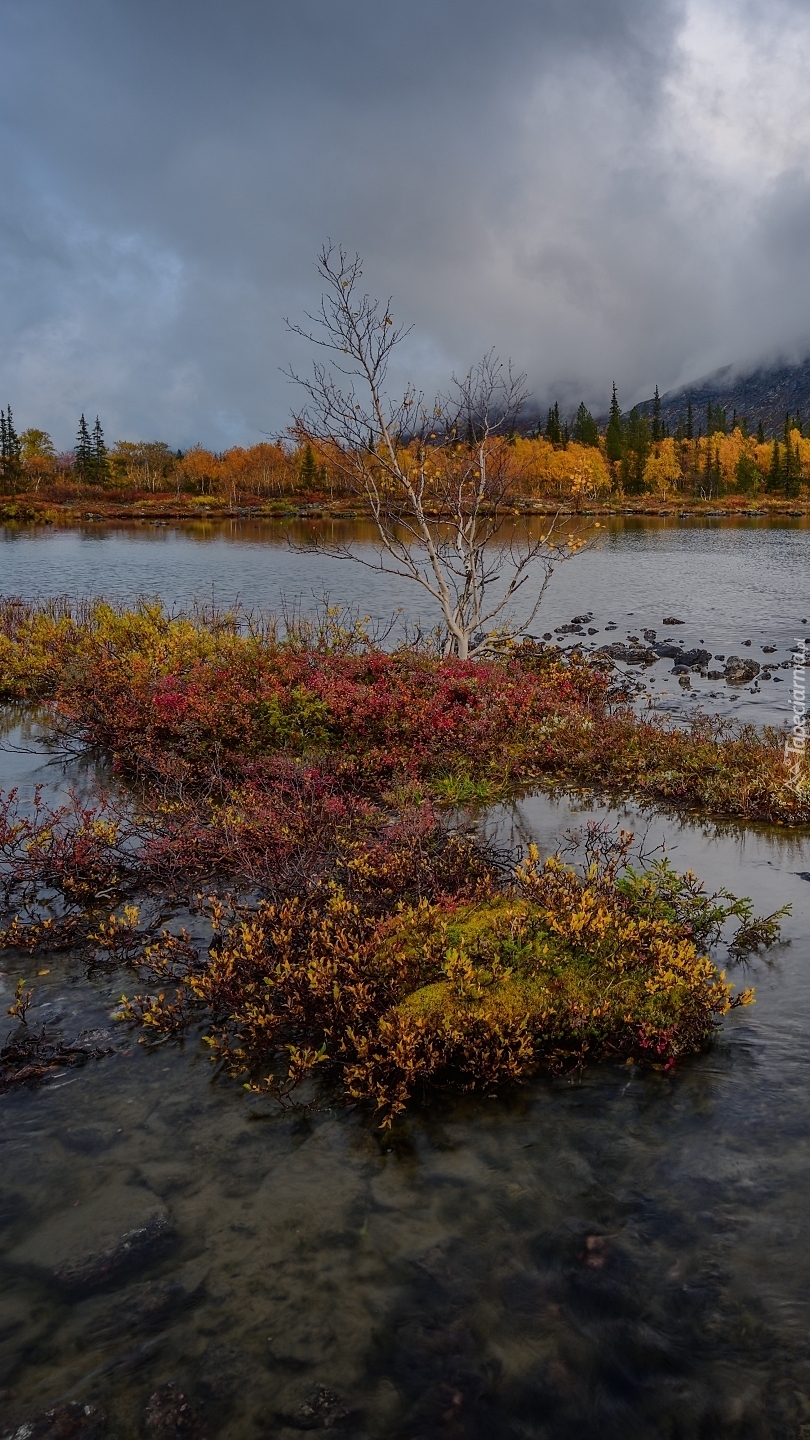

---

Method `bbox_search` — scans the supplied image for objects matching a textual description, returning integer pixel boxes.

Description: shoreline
[2,494,810,526]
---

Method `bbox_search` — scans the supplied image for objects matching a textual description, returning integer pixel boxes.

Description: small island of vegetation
[1,248,803,1119]
[0,596,797,1118]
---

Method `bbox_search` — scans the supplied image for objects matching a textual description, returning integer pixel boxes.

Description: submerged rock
[286,1387,351,1431]
[52,1215,174,1297]
[1,1402,106,1439]
[724,656,761,686]
[83,1271,204,1343]
[143,1384,205,1438]
[654,644,712,667]
[598,643,656,664]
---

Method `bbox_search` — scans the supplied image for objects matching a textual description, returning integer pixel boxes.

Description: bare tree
[287,244,582,660]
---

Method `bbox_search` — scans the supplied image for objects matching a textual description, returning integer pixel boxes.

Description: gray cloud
[1,0,809,448]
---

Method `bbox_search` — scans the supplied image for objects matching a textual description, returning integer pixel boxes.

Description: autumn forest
[1,388,809,515]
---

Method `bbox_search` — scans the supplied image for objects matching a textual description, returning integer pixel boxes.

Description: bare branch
[286,245,585,657]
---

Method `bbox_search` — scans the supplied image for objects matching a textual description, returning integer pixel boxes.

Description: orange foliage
[508,438,612,500]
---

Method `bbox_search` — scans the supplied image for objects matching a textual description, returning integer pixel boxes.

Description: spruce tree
[572,402,598,446]
[92,417,108,484]
[606,384,623,463]
[652,385,661,444]
[545,402,562,447]
[0,406,22,491]
[299,443,318,489]
[735,452,759,493]
[768,439,782,493]
[75,415,93,482]
[621,408,650,494]
[757,420,766,445]
[785,440,801,499]
[685,400,693,442]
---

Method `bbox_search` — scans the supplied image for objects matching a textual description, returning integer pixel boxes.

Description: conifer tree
[299,443,318,489]
[606,384,623,463]
[545,402,562,446]
[652,385,661,444]
[735,451,759,493]
[0,406,22,491]
[685,400,693,442]
[92,417,108,484]
[704,437,715,489]
[706,402,728,436]
[75,415,93,482]
[785,440,801,499]
[767,439,782,493]
[757,420,766,444]
[621,408,649,494]
[572,402,598,446]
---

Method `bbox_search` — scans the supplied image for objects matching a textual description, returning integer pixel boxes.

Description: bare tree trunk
[287,245,583,656]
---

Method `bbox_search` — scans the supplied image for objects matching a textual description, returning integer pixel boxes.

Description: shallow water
[1,723,809,1438]
[2,514,809,729]
[1,519,810,1437]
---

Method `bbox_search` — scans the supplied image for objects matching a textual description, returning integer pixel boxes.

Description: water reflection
[2,514,809,730]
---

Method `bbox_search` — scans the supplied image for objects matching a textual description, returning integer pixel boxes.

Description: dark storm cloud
[1,0,808,446]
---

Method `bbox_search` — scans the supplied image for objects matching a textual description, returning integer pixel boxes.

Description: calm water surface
[3,514,809,729]
[1,521,809,1438]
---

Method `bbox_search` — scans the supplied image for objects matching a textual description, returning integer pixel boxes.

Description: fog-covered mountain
[649,357,810,436]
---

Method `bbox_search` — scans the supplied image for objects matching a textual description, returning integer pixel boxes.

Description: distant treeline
[1,394,808,503]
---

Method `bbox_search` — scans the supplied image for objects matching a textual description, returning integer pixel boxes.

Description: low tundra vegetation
[0,597,797,1116]
[0,596,807,821]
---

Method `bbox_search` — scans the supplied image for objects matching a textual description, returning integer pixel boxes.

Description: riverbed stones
[286,1386,351,1430]
[9,1188,175,1297]
[143,1384,205,1438]
[82,1267,206,1344]
[0,1403,106,1439]
[723,656,761,686]
[597,642,656,664]
[52,1215,174,1296]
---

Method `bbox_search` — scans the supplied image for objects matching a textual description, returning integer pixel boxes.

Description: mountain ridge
[643,356,810,435]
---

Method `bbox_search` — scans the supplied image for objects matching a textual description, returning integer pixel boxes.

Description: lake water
[3,513,809,729]
[1,519,809,1439]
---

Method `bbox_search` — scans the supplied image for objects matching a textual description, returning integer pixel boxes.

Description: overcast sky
[2,0,810,450]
